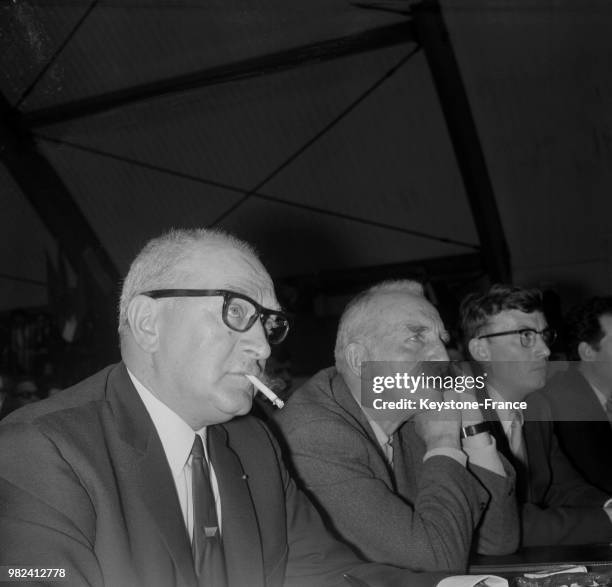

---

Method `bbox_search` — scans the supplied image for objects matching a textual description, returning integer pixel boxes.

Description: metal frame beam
[411,0,512,283]
[25,21,414,128]
[16,6,506,289]
[0,93,120,362]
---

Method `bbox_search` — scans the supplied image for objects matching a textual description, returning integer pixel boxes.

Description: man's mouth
[230,365,262,378]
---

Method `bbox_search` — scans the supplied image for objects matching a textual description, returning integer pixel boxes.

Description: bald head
[334,281,424,365]
[118,228,258,340]
[118,228,280,427]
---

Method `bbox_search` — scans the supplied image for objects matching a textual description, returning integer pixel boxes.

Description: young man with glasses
[461,284,612,546]
[0,229,444,587]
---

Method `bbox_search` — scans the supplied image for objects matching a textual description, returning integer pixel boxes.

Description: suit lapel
[392,424,417,494]
[573,369,612,423]
[109,364,197,587]
[137,441,197,586]
[208,424,264,587]
[329,371,395,486]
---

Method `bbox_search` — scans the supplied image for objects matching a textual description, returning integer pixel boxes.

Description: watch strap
[461,421,490,438]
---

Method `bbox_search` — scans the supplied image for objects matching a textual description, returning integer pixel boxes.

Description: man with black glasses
[461,284,612,546]
[0,229,443,587]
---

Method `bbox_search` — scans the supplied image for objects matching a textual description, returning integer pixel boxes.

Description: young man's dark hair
[565,297,612,361]
[460,284,543,343]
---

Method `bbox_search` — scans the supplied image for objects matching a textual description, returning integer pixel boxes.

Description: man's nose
[242,317,272,360]
[533,335,550,359]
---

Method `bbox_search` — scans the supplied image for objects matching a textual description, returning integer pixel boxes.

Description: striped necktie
[191,434,227,587]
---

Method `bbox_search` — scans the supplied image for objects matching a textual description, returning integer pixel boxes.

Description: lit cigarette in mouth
[245,374,285,409]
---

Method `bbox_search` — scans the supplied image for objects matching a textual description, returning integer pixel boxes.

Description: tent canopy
[2,0,611,315]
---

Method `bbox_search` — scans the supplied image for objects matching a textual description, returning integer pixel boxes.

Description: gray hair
[334,279,425,368]
[118,228,258,337]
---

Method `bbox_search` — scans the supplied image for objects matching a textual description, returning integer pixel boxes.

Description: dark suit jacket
[0,363,445,587]
[477,385,612,546]
[528,367,612,494]
[274,368,519,572]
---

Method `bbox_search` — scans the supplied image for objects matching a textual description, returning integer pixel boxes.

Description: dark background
[1,0,610,388]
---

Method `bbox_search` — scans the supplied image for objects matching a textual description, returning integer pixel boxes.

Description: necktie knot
[509,409,524,428]
[191,434,205,460]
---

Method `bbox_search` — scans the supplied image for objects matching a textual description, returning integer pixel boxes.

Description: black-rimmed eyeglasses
[478,327,556,349]
[140,289,290,344]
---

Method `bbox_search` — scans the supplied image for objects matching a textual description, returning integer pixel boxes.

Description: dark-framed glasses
[141,289,290,344]
[478,327,556,348]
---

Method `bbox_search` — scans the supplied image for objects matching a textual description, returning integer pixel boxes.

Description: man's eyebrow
[405,323,449,340]
[225,285,284,312]
[406,324,428,333]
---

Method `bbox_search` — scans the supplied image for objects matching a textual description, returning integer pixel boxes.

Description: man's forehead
[180,245,277,304]
[487,309,545,329]
[376,292,440,323]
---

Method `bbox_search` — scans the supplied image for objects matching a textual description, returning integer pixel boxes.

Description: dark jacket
[275,367,519,572]
[477,383,612,546]
[529,367,612,494]
[0,363,445,587]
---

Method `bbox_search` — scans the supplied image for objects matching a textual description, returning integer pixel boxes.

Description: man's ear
[126,295,161,353]
[345,342,369,377]
[468,337,490,361]
[578,340,595,362]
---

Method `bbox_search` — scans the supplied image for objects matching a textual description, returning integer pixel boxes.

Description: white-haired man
[275,281,519,572]
[0,230,444,587]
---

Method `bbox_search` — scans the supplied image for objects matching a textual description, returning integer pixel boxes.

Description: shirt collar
[361,407,391,449]
[127,369,204,479]
[589,381,608,410]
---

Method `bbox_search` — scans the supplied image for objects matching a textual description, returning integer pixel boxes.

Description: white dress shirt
[487,386,516,438]
[128,370,222,541]
[487,385,528,464]
[590,382,610,411]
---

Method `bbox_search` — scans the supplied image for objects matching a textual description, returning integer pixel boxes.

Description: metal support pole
[412,0,511,283]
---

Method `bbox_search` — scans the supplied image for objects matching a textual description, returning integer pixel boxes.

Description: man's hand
[414,390,461,451]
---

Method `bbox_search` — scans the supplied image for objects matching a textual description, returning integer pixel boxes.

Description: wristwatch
[460,422,490,438]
